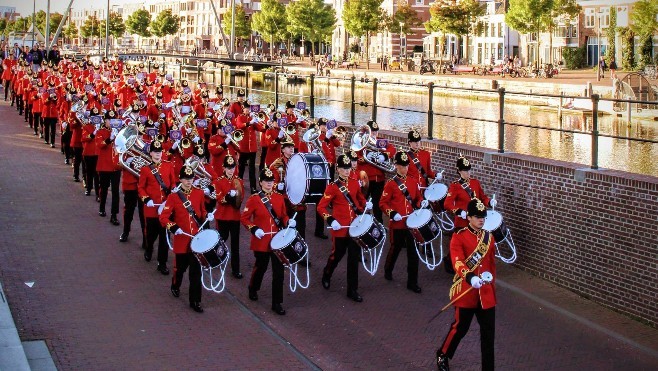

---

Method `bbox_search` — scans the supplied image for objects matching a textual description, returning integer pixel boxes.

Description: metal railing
[126,59,658,170]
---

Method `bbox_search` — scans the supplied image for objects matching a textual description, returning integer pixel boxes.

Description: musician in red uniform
[160,165,212,313]
[443,155,496,274]
[119,158,146,249]
[207,120,240,175]
[357,120,396,222]
[41,80,60,148]
[317,155,371,302]
[436,198,496,371]
[96,110,122,225]
[240,168,293,315]
[138,140,177,274]
[212,155,245,278]
[406,130,440,187]
[379,152,427,293]
[234,100,262,194]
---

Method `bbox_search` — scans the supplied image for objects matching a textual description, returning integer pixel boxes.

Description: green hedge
[562,46,587,69]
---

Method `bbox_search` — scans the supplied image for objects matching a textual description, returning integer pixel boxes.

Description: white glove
[62,122,68,129]
[358,180,364,187]
[392,213,402,222]
[459,210,467,219]
[277,182,284,191]
[192,178,201,187]
[224,136,231,145]
[376,154,385,163]
[250,117,258,124]
[154,121,160,128]
[172,140,180,150]
[331,220,341,230]
[228,190,237,197]
[146,200,155,207]
[255,229,265,239]
[288,219,297,228]
[186,127,193,134]
[206,211,215,221]
[296,117,304,124]
[365,201,373,211]
[110,129,117,140]
[277,130,284,138]
[490,199,497,208]
[435,172,443,181]
[470,276,483,289]
[203,187,210,196]
[421,200,429,209]
[326,129,334,138]
[95,123,101,131]
[192,136,200,143]
[174,228,183,235]
[93,129,98,135]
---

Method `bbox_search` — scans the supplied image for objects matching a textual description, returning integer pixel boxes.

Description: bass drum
[285,153,330,205]
[270,229,308,268]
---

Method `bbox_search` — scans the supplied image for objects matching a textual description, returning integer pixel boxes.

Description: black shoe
[314,232,329,240]
[407,284,422,294]
[271,303,286,315]
[144,251,152,262]
[73,177,80,182]
[99,210,106,217]
[321,274,330,290]
[157,264,170,275]
[119,232,129,242]
[190,302,204,313]
[85,190,91,196]
[110,215,120,226]
[436,351,450,371]
[347,290,363,302]
[384,271,393,281]
[171,285,180,298]
[248,287,258,301]
[232,272,243,279]
[50,144,55,148]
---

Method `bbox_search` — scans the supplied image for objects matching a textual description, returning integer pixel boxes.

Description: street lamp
[596,8,603,82]
[399,21,405,60]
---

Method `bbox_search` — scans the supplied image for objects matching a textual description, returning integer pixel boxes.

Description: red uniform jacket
[356,142,396,182]
[81,125,98,156]
[233,114,260,153]
[407,149,436,187]
[121,169,138,191]
[319,132,341,165]
[95,128,120,172]
[444,178,491,229]
[159,188,207,254]
[41,92,59,118]
[380,174,422,230]
[317,176,366,238]
[450,226,496,309]
[263,127,283,167]
[138,161,177,218]
[207,134,240,175]
[240,192,289,252]
[212,175,245,221]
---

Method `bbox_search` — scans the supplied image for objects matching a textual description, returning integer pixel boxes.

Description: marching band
[2,53,518,370]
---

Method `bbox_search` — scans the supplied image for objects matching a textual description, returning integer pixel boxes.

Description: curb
[0,283,30,371]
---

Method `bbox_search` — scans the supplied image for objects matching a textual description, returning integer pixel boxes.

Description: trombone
[222,124,244,147]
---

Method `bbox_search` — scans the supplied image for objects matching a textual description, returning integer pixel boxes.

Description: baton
[427,272,493,324]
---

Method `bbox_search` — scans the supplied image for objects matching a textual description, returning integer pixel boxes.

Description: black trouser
[249,251,284,306]
[16,95,23,114]
[43,117,57,145]
[3,80,9,100]
[439,306,495,371]
[24,103,31,123]
[145,217,168,265]
[62,131,72,159]
[172,252,202,304]
[99,170,121,216]
[32,112,41,134]
[323,236,360,292]
[385,229,419,286]
[83,155,99,195]
[368,180,385,222]
[217,219,241,274]
[258,147,268,171]
[123,190,145,246]
[72,147,83,180]
[293,208,306,239]
[238,152,256,191]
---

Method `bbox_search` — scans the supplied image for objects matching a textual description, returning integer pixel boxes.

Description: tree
[126,8,152,48]
[63,23,79,44]
[425,0,485,66]
[14,17,31,33]
[0,19,7,37]
[80,15,101,45]
[35,11,64,36]
[630,0,658,68]
[342,0,385,69]
[222,5,251,50]
[252,0,289,56]
[287,0,336,54]
[618,27,635,70]
[605,6,616,67]
[384,1,421,35]
[151,9,180,43]
[506,0,553,67]
[100,11,126,41]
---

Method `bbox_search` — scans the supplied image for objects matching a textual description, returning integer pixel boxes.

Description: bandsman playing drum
[240,168,294,315]
[317,154,371,302]
[380,151,428,293]
[406,130,440,187]
[160,165,213,313]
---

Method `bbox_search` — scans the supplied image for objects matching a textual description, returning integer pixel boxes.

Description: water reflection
[204,72,658,176]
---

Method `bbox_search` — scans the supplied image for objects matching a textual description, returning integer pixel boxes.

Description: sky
[3,0,137,18]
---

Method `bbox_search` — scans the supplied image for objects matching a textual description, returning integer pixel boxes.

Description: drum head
[191,230,220,253]
[349,214,374,238]
[271,229,297,250]
[424,183,448,202]
[406,209,432,229]
[483,210,503,232]
[285,154,307,205]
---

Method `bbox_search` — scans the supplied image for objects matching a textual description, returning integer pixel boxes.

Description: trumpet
[333,125,347,140]
[179,137,193,155]
[222,124,244,147]
[294,108,310,122]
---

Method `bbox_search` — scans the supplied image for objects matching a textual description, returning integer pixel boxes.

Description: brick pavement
[0,100,656,370]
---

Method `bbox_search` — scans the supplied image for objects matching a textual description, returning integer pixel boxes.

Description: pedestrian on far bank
[609,57,617,79]
[598,56,606,79]
[383,55,388,71]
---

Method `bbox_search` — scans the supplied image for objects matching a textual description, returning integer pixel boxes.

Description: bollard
[427,82,434,140]
[497,87,505,153]
[245,69,250,98]
[220,67,224,89]
[310,74,315,118]
[350,76,356,125]
[178,63,182,80]
[591,94,599,169]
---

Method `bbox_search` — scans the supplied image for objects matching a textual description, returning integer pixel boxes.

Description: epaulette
[455,226,468,234]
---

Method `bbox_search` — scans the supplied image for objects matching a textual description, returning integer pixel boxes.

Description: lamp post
[399,21,404,60]
[596,8,602,82]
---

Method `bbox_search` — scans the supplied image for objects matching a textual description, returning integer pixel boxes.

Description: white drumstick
[492,194,496,211]
[198,208,216,229]
[179,231,194,238]
[283,212,297,237]
[326,225,351,229]
[263,231,278,235]
[359,197,373,222]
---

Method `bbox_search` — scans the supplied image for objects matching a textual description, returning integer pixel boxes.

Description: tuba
[350,124,395,174]
[114,124,152,177]
[185,155,214,197]
[302,123,322,153]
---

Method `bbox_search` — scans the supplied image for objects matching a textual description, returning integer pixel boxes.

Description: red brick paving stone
[1,100,658,370]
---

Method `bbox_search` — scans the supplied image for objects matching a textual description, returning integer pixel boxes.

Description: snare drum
[406,208,441,244]
[270,230,308,268]
[424,183,448,213]
[190,230,229,269]
[285,153,330,205]
[482,210,510,243]
[349,214,386,251]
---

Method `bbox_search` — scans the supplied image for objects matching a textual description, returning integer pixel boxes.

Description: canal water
[190,70,658,177]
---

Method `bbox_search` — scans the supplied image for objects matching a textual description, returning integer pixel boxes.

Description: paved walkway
[0,100,656,370]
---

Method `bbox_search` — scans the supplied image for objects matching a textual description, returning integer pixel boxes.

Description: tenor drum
[349,214,386,251]
[482,210,510,243]
[406,209,441,244]
[190,230,229,269]
[285,153,330,205]
[424,183,448,213]
[270,230,308,268]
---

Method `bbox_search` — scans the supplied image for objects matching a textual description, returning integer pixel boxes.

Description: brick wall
[339,124,658,327]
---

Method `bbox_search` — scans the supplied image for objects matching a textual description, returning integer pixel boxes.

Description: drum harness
[407,150,429,185]
[335,179,363,215]
[258,191,284,229]
[148,163,172,199]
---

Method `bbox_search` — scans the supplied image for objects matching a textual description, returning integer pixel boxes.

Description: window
[497,23,503,37]
[585,8,595,28]
[415,0,423,4]
[600,7,610,28]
